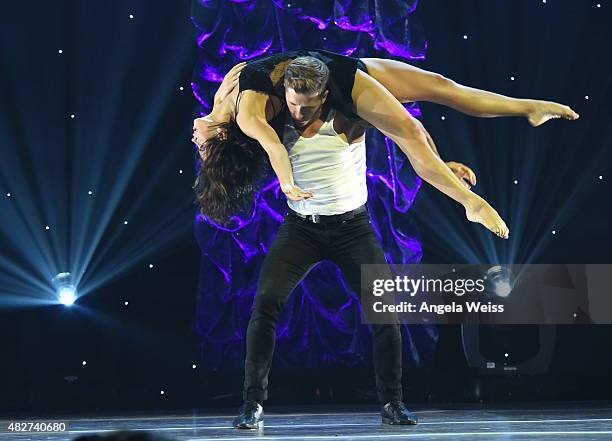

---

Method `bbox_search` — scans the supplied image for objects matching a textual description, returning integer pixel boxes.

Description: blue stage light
[52,272,78,306]
[485,266,514,298]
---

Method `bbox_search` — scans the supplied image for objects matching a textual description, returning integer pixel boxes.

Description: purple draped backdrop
[191,0,438,371]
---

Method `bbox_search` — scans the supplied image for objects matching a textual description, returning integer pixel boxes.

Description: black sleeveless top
[237,49,368,120]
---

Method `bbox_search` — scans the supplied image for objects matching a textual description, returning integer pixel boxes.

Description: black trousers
[242,205,403,403]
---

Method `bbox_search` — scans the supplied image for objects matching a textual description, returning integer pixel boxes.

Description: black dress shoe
[232,400,264,429]
[381,400,418,425]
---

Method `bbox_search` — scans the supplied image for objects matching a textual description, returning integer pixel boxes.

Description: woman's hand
[446,161,477,189]
[214,62,247,104]
[281,183,314,201]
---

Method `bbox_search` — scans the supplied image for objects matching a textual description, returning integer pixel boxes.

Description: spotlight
[52,272,78,306]
[485,265,514,298]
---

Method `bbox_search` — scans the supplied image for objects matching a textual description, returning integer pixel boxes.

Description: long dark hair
[192,119,270,226]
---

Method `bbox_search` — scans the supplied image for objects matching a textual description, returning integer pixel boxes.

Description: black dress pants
[242,205,402,403]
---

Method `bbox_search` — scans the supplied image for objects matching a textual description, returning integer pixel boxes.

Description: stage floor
[3,402,612,440]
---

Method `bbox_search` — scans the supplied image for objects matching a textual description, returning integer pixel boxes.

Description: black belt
[287,204,368,224]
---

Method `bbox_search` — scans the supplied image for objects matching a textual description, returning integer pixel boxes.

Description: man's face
[285,87,328,127]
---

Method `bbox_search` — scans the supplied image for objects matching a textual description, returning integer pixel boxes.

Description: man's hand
[446,161,477,189]
[214,62,246,104]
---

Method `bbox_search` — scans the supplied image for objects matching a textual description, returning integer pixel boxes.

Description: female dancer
[192,50,578,238]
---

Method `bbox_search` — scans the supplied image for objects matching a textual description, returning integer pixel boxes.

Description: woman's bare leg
[361,58,579,127]
[351,70,509,239]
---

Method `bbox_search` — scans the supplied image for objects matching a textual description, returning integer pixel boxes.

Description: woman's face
[193,117,227,147]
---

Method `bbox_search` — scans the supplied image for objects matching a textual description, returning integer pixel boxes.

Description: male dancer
[232,59,474,429]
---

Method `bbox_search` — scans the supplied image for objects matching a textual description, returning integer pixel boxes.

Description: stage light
[59,288,76,306]
[485,266,514,298]
[53,272,78,306]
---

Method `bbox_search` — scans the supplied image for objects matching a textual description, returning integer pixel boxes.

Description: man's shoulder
[332,109,368,141]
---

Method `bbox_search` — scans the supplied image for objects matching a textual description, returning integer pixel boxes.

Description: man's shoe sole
[382,417,417,425]
[234,420,264,429]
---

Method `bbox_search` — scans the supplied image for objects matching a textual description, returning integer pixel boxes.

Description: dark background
[1,0,611,415]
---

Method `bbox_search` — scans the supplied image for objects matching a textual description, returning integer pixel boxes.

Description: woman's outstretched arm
[361,58,579,127]
[352,70,509,239]
[236,91,313,201]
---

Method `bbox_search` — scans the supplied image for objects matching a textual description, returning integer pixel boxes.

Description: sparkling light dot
[463,34,468,40]
[82,361,87,366]
[441,116,446,120]
[179,169,183,174]
[124,301,129,306]
[192,364,197,369]
[58,49,63,54]
[179,86,184,91]
[129,14,134,19]
[504,353,509,358]
[510,76,515,81]
[70,114,75,119]
[160,390,165,395]
[597,3,601,7]
[45,225,50,230]
[149,264,154,269]
[87,190,93,195]
[552,230,556,235]
[6,193,11,197]
[542,0,546,3]
[598,175,603,180]
[585,95,589,100]
[513,180,518,184]
[124,220,128,225]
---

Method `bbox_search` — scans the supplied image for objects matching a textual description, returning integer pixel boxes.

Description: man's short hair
[284,56,329,96]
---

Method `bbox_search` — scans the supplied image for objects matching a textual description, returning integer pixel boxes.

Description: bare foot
[465,195,509,239]
[527,100,579,127]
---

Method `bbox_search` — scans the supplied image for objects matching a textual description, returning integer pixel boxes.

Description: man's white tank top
[283,108,368,215]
